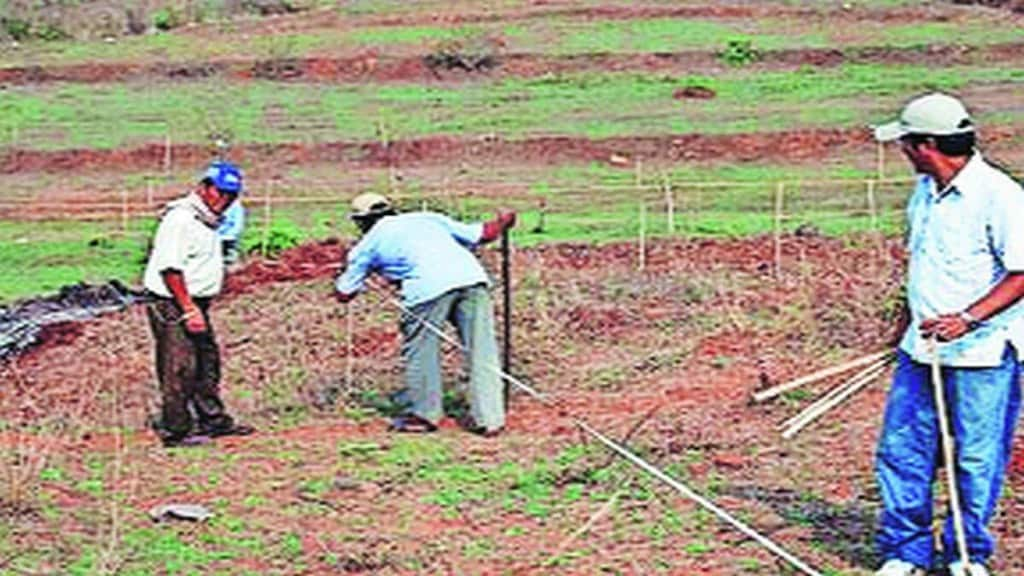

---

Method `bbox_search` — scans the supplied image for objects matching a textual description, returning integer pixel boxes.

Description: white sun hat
[873,92,975,142]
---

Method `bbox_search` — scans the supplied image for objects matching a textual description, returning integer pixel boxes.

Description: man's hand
[182,305,209,334]
[481,210,517,243]
[920,313,973,342]
[496,210,516,231]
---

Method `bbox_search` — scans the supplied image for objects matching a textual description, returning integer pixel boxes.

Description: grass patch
[0,219,152,301]
[4,64,1024,150]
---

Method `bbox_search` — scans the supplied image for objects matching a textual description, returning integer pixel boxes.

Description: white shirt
[144,202,224,298]
[900,153,1024,366]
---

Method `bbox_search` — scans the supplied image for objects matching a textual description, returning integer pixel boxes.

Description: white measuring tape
[385,297,824,576]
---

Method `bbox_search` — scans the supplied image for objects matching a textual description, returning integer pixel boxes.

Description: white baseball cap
[873,92,975,142]
[350,192,392,219]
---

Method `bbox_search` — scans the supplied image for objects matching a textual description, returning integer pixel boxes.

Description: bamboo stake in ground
[261,186,272,258]
[876,141,886,181]
[773,182,785,278]
[754,350,891,402]
[164,130,172,176]
[638,202,646,272]
[662,171,674,234]
[120,187,129,234]
[345,301,353,390]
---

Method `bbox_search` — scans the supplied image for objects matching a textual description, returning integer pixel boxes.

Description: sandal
[456,413,502,438]
[388,414,438,433]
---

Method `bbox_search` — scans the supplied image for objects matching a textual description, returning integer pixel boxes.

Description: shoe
[875,559,927,576]
[455,413,502,437]
[161,434,212,448]
[388,414,438,433]
[201,422,256,439]
[948,561,989,576]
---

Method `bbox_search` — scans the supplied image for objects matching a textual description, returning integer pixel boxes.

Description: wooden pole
[262,184,272,258]
[773,182,785,278]
[866,179,884,270]
[164,130,172,176]
[636,160,645,271]
[866,179,878,233]
[780,357,891,431]
[753,350,891,402]
[501,228,512,409]
[663,172,674,235]
[638,202,646,272]
[120,186,128,233]
[929,339,973,572]
[876,141,885,181]
[781,359,890,439]
[346,301,353,390]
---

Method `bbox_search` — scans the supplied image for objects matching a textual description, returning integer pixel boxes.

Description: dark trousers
[146,297,233,440]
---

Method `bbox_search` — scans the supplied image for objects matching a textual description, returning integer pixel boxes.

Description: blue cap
[202,161,243,194]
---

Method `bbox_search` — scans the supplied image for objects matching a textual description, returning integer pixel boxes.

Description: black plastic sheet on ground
[0,281,147,361]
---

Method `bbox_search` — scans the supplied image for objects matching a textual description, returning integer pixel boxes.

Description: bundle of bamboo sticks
[753,350,896,439]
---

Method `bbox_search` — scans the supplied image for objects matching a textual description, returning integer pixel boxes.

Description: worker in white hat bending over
[334,193,516,437]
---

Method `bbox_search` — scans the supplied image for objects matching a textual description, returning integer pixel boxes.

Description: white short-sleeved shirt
[900,153,1024,366]
[335,212,488,307]
[143,204,224,298]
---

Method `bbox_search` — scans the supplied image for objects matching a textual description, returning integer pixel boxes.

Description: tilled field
[2,237,1022,574]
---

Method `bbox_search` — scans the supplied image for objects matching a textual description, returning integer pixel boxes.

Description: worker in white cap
[871,93,1024,576]
[334,193,516,437]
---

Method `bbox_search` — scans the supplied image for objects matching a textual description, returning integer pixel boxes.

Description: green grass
[0,220,152,301]
[0,161,911,302]
[502,17,830,54]
[4,64,1024,150]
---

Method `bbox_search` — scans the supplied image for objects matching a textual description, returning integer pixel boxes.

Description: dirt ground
[2,236,1022,574]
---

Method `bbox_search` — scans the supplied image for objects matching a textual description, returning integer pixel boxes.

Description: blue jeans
[875,346,1021,567]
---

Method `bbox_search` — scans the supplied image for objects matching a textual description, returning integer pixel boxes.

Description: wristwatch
[958,310,981,330]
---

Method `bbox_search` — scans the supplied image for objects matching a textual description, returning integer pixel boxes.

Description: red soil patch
[223,238,347,297]
[0,129,879,177]
[1011,444,1024,476]
[5,41,1024,86]
[674,85,716,100]
[4,125,1016,188]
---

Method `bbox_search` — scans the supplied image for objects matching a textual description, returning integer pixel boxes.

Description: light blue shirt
[217,201,245,241]
[900,153,1024,366]
[335,212,488,307]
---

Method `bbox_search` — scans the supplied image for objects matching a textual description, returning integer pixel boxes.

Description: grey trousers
[400,284,504,431]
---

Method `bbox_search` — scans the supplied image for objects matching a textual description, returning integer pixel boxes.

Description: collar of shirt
[933,152,984,199]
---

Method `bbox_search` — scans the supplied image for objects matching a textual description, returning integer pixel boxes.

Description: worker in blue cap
[142,161,255,447]
[218,200,246,265]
